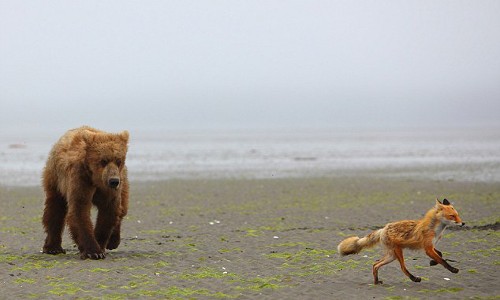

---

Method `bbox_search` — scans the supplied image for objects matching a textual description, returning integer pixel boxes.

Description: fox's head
[436,198,465,227]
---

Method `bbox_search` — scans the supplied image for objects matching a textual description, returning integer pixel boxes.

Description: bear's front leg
[107,182,129,250]
[106,221,121,250]
[67,189,105,260]
[94,201,120,251]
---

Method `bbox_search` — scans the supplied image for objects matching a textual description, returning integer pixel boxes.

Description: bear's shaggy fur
[42,126,129,259]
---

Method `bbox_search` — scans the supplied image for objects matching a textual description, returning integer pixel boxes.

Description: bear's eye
[100,159,108,167]
[116,159,122,167]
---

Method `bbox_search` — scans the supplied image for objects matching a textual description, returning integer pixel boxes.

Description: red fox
[337,198,464,284]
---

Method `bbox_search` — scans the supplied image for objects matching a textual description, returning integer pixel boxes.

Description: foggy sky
[1,1,500,131]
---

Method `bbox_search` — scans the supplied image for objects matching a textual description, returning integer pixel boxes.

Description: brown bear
[42,126,129,259]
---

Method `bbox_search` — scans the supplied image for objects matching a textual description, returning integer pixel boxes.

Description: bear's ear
[81,130,95,144]
[442,199,450,205]
[119,130,129,144]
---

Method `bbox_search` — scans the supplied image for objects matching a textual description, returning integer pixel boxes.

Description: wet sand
[0,177,499,299]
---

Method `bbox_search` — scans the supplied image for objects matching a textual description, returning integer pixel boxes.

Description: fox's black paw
[430,259,438,266]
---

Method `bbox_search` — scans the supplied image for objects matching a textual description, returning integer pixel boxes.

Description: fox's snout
[441,216,464,227]
[450,219,465,227]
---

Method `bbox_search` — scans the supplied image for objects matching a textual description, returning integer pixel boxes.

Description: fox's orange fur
[338,199,464,284]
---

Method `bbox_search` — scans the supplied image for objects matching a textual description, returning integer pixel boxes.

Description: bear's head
[83,130,129,190]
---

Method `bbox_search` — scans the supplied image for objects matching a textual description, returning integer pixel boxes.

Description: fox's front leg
[429,249,443,266]
[425,246,458,273]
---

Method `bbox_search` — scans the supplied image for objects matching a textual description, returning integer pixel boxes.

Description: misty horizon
[1,1,500,132]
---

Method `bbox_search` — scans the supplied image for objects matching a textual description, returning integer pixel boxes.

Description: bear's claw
[81,251,106,260]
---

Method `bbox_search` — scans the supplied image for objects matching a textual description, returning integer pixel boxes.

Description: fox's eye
[100,159,108,167]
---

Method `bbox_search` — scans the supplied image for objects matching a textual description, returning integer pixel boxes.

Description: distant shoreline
[2,127,500,186]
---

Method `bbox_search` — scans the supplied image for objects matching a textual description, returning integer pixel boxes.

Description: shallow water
[1,127,499,186]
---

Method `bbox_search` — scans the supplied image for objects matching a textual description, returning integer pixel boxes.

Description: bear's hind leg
[42,191,67,254]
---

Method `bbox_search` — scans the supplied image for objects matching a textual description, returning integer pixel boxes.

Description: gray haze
[1,1,500,132]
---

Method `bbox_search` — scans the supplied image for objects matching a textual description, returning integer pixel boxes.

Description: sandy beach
[0,176,498,299]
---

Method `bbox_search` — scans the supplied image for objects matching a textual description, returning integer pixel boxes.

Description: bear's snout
[108,178,120,189]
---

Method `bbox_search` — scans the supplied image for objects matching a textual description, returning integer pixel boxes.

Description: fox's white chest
[433,223,448,245]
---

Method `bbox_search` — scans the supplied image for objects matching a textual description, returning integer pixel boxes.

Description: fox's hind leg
[372,252,396,285]
[394,246,421,282]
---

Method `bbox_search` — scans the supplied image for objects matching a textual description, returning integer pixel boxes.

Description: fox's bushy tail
[338,228,383,256]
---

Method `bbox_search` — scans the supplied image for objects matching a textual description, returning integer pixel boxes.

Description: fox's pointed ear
[442,199,450,205]
[435,198,443,209]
